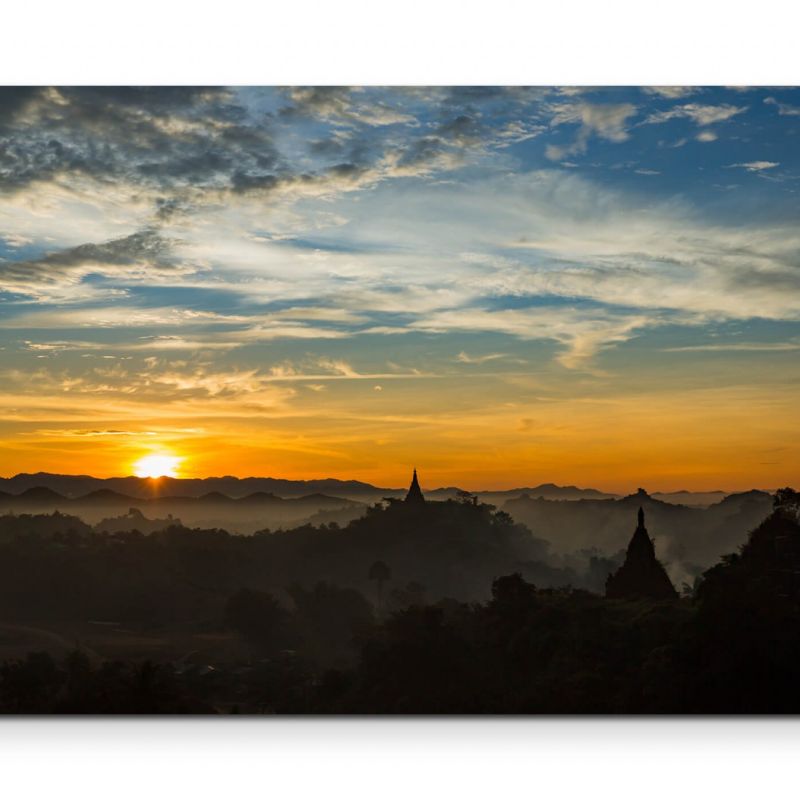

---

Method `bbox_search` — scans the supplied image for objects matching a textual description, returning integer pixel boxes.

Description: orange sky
[1,370,797,492]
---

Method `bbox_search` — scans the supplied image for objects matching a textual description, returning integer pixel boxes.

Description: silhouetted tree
[287,581,374,668]
[224,588,293,654]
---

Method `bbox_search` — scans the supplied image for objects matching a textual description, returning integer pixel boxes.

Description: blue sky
[1,86,799,489]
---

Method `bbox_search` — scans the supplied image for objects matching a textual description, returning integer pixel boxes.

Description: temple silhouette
[605,507,677,600]
[405,468,425,505]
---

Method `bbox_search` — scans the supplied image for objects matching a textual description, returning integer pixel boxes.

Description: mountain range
[0,472,750,506]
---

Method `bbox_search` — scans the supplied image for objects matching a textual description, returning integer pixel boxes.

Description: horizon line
[0,470,785,497]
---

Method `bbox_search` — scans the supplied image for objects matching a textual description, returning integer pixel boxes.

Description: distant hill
[0,472,390,500]
[473,484,619,504]
[0,485,364,533]
[650,490,728,507]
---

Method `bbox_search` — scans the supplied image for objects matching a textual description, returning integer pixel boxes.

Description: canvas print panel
[0,86,798,713]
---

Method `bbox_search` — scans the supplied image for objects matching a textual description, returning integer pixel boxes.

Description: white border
[1,718,799,798]
[2,0,799,85]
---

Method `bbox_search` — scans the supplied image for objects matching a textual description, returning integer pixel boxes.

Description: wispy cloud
[764,96,800,116]
[261,358,430,382]
[728,161,779,172]
[643,87,698,99]
[644,103,747,126]
[456,352,509,364]
[0,229,199,302]
[663,341,800,352]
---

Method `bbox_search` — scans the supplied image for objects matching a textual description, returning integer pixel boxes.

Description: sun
[133,453,182,479]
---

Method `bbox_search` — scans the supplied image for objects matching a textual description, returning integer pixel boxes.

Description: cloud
[644,103,746,126]
[411,306,651,371]
[696,131,718,142]
[663,341,800,352]
[255,357,429,383]
[357,168,800,329]
[436,115,482,145]
[29,428,159,438]
[149,367,269,397]
[0,87,272,199]
[0,228,197,301]
[279,87,417,127]
[3,89,800,385]
[456,352,509,364]
[643,87,698,99]
[0,86,475,225]
[493,120,546,147]
[546,102,637,160]
[1,306,249,330]
[0,360,297,411]
[1,233,32,248]
[107,166,800,371]
[314,358,360,378]
[764,96,800,116]
[729,161,779,172]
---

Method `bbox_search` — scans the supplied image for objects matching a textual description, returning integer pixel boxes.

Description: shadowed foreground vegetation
[0,490,798,713]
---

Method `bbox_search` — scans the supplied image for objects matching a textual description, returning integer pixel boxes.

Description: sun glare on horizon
[133,454,182,479]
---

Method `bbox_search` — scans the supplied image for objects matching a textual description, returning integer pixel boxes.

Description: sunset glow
[132,454,182,479]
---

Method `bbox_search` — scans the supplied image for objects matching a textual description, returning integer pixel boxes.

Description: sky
[1,85,799,491]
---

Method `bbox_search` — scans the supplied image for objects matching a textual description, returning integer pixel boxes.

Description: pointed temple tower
[605,507,677,600]
[405,468,425,505]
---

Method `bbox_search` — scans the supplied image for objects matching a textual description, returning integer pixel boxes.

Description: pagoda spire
[405,468,425,505]
[605,506,677,600]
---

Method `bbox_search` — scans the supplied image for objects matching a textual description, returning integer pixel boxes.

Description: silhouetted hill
[714,489,772,506]
[0,472,391,500]
[196,491,237,504]
[238,491,280,504]
[0,472,98,498]
[427,483,618,503]
[80,489,137,504]
[650,490,728,507]
[15,487,65,506]
[499,483,617,500]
